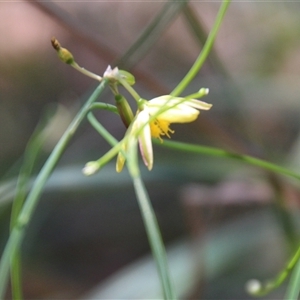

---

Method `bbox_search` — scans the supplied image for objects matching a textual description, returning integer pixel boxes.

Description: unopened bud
[246,279,261,295]
[82,161,100,176]
[119,70,135,86]
[115,94,134,128]
[199,88,209,96]
[51,37,74,65]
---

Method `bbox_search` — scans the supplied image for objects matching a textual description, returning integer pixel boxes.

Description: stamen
[150,119,174,142]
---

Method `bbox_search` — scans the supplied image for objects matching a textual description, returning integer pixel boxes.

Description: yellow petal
[147,96,211,123]
[116,142,127,173]
[187,99,212,110]
[156,106,199,123]
[135,110,154,170]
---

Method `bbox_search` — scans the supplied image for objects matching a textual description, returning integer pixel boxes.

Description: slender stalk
[88,102,119,114]
[133,176,175,299]
[158,139,300,297]
[9,123,45,300]
[118,77,141,102]
[127,141,176,299]
[87,112,119,147]
[157,139,300,181]
[182,3,229,77]
[267,174,298,252]
[89,109,176,299]
[171,0,231,97]
[9,126,45,231]
[0,80,108,299]
[285,255,300,300]
[10,253,22,300]
[247,245,300,296]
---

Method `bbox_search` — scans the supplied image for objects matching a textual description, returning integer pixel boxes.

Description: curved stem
[87,112,119,146]
[88,102,119,114]
[118,77,141,102]
[0,80,108,299]
[9,121,46,300]
[156,139,300,181]
[248,245,300,297]
[285,254,300,300]
[171,0,231,97]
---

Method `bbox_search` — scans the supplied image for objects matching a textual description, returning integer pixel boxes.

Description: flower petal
[186,99,212,110]
[135,109,153,170]
[147,96,211,123]
[116,143,127,173]
[157,106,199,123]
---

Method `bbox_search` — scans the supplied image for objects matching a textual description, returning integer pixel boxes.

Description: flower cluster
[51,38,212,175]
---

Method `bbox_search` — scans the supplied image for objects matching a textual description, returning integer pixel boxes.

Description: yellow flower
[116,91,212,172]
[145,93,212,142]
[116,109,153,172]
[82,90,212,175]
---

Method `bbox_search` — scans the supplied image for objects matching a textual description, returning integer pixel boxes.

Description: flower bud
[82,161,100,176]
[115,94,134,128]
[246,279,261,295]
[119,70,135,86]
[51,37,74,65]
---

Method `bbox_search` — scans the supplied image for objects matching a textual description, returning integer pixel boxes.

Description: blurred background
[1,1,300,299]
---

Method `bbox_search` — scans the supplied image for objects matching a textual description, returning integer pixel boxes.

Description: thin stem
[133,176,176,299]
[88,110,175,299]
[267,174,298,252]
[285,254,300,300]
[118,77,141,102]
[182,3,229,78]
[9,121,46,300]
[10,253,22,300]
[158,139,300,297]
[247,245,300,297]
[127,143,176,299]
[0,80,108,299]
[156,139,300,181]
[88,102,119,115]
[71,62,102,82]
[171,0,231,97]
[93,141,123,170]
[87,112,119,147]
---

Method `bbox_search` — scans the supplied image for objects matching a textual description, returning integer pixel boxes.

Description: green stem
[171,0,231,97]
[0,80,108,299]
[93,141,123,170]
[89,110,175,299]
[267,174,298,252]
[285,253,300,300]
[71,62,102,82]
[87,112,119,147]
[9,122,45,300]
[118,77,141,102]
[88,102,119,114]
[182,3,230,78]
[10,253,22,300]
[248,245,300,297]
[158,139,300,297]
[157,139,300,181]
[127,143,176,299]
[133,176,176,299]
